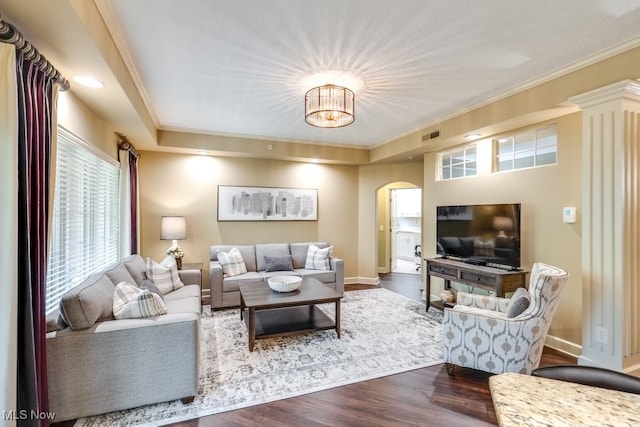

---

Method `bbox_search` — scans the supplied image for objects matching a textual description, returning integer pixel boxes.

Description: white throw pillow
[217,248,248,277]
[305,244,333,270]
[113,281,167,320]
[146,255,185,294]
[474,238,495,257]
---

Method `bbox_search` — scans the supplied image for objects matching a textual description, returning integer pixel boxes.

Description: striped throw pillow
[113,281,167,319]
[146,256,185,294]
[217,248,247,277]
[305,244,333,270]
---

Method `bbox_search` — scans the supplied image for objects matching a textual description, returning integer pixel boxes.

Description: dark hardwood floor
[165,272,576,427]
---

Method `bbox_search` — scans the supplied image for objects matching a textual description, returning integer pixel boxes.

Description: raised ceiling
[3,0,640,155]
[94,0,640,148]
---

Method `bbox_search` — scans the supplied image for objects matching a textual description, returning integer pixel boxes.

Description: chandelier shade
[305,84,355,128]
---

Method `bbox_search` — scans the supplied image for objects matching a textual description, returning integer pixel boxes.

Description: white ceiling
[93,0,640,148]
[4,1,640,150]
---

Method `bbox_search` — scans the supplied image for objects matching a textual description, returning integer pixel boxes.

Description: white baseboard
[578,355,640,375]
[544,334,582,359]
[345,276,380,286]
[623,363,640,376]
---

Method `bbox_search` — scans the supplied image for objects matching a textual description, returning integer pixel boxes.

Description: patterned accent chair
[443,262,569,375]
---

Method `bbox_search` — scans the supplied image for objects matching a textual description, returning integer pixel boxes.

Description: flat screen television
[436,203,521,270]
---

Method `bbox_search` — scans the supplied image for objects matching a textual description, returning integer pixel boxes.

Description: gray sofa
[209,242,344,309]
[46,254,201,422]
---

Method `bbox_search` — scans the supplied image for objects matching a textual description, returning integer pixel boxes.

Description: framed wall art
[217,185,318,221]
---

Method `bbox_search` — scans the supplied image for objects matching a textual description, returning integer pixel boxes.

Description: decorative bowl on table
[268,276,302,292]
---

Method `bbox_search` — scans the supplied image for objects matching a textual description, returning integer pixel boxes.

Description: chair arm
[330,256,344,294]
[450,304,509,320]
[178,268,201,286]
[209,261,224,308]
[456,291,510,314]
[47,313,199,421]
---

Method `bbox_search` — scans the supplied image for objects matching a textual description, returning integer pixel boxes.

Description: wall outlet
[596,326,608,344]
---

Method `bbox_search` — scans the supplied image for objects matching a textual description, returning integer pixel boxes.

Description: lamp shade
[493,216,513,238]
[160,216,187,240]
[305,84,355,128]
[493,216,514,232]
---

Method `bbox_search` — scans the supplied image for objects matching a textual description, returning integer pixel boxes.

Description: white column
[570,80,640,372]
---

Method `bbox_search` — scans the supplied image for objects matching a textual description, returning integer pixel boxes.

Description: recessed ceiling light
[465,133,481,140]
[73,75,104,88]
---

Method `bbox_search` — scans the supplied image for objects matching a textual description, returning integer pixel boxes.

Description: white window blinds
[46,127,120,314]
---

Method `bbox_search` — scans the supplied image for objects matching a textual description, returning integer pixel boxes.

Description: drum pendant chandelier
[305,84,355,128]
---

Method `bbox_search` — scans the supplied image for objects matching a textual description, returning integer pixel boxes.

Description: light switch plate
[563,207,577,223]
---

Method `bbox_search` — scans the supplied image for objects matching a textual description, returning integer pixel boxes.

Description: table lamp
[161,215,186,267]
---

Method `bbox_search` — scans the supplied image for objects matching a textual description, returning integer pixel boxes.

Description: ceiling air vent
[422,130,440,142]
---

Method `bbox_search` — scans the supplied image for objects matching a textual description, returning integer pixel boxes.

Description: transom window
[495,125,557,172]
[438,144,477,180]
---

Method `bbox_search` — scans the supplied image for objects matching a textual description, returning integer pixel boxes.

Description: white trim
[57,125,119,168]
[375,36,640,148]
[437,143,478,181]
[544,334,582,359]
[345,276,380,286]
[621,362,640,376]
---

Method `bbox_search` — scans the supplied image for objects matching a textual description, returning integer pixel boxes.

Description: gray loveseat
[209,242,344,309]
[46,254,201,422]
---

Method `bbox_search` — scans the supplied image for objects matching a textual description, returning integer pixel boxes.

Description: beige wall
[57,91,119,160]
[138,152,360,287]
[358,162,424,283]
[424,113,583,352]
[54,75,585,356]
[138,153,426,286]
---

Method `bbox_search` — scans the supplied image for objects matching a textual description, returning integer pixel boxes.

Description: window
[438,144,477,180]
[495,125,557,172]
[45,127,120,314]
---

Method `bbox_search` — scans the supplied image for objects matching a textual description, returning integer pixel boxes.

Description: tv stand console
[424,257,529,312]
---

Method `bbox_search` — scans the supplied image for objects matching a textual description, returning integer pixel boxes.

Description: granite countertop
[489,372,640,427]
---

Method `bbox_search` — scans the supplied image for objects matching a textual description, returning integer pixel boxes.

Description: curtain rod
[117,133,140,159]
[0,13,70,91]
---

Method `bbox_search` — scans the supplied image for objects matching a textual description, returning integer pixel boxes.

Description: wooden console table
[425,257,528,312]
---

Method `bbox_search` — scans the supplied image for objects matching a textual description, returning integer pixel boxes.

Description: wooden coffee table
[239,278,342,352]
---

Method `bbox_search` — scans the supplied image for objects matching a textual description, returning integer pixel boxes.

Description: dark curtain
[16,53,54,427]
[128,152,139,254]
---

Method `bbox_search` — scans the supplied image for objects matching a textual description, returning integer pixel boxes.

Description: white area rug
[76,288,444,426]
